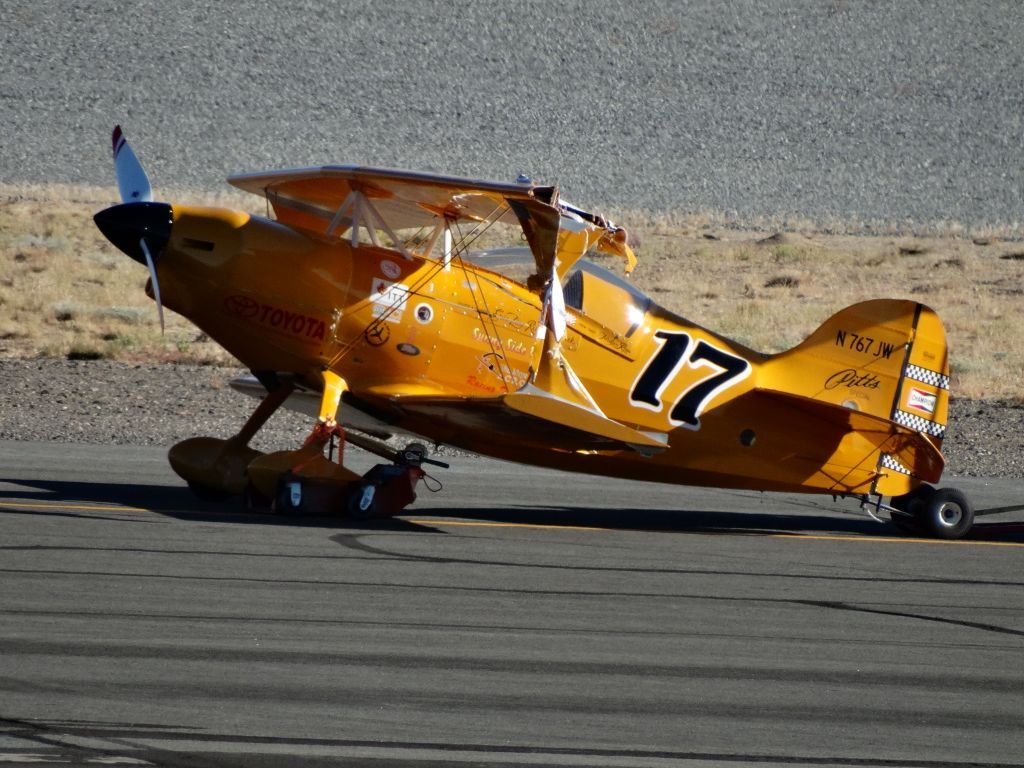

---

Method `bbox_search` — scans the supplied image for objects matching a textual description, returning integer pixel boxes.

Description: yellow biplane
[94,127,974,537]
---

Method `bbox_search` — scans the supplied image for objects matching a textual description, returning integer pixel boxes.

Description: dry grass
[2,184,1022,399]
[0,184,257,365]
[619,223,1024,400]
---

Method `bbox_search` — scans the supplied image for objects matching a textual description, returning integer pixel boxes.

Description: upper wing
[229,165,559,275]
[229,164,557,232]
[229,165,633,283]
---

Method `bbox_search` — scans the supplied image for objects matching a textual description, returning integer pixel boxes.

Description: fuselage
[131,203,911,497]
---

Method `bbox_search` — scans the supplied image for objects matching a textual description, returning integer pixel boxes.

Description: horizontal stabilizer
[757,388,944,483]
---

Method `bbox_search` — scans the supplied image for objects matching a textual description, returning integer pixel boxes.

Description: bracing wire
[326,204,536,389]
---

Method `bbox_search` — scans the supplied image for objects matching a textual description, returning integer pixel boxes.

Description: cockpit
[464,245,652,341]
[562,259,651,339]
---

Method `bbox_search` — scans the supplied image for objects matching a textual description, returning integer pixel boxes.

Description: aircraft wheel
[187,481,232,502]
[347,482,377,520]
[917,487,974,540]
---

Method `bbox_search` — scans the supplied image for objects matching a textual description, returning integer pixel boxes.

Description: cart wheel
[348,482,377,520]
[917,487,974,540]
[274,478,305,516]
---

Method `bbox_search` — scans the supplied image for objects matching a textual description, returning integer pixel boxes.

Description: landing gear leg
[246,371,364,513]
[170,378,296,499]
[235,378,297,446]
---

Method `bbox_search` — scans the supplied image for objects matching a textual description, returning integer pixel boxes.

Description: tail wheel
[918,487,974,540]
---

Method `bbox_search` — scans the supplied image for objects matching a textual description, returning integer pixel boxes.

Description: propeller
[95,126,170,332]
[112,125,153,203]
[139,237,166,333]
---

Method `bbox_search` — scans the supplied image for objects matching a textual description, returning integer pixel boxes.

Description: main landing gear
[888,484,975,539]
[168,371,444,519]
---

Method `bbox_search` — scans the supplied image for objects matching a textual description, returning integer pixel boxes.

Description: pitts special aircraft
[94,127,976,538]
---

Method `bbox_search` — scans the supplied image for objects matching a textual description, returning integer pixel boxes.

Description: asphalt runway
[1,440,1023,767]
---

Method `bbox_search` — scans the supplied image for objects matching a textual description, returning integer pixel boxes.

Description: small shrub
[764,275,800,288]
[66,345,104,360]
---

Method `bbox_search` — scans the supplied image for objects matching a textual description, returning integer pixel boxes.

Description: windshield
[564,259,651,338]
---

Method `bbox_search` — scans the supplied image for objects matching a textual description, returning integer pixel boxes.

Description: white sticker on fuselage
[371,278,409,323]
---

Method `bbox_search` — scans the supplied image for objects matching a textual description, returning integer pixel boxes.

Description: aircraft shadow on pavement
[2,478,1022,542]
[388,502,1024,542]
[412,503,882,536]
[0,477,435,531]
[0,478,192,509]
[0,478,252,522]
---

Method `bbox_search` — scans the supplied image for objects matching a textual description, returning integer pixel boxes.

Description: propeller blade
[112,125,153,203]
[140,237,165,334]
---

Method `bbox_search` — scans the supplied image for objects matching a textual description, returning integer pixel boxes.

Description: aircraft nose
[93,202,173,265]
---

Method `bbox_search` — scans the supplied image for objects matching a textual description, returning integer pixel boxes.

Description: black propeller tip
[94,202,172,264]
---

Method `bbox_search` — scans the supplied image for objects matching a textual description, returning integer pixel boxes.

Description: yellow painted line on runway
[771,533,1024,548]
[406,519,609,532]
[0,500,149,513]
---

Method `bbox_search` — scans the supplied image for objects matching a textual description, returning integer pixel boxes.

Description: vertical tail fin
[761,299,949,441]
[758,299,950,493]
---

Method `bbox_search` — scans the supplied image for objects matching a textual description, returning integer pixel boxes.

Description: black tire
[187,481,232,502]
[347,482,377,520]
[917,487,974,540]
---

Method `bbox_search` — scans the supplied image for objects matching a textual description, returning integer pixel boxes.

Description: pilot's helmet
[401,442,427,466]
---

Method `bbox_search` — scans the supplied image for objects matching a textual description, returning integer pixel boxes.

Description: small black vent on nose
[183,237,215,252]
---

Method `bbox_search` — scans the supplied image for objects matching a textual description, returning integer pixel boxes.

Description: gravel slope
[1,359,1020,480]
[2,1,1023,229]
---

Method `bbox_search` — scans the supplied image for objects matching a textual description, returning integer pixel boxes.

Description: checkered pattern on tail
[893,409,946,438]
[880,453,912,476]
[904,364,949,390]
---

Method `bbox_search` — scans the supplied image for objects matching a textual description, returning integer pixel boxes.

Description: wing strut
[325,188,414,260]
[505,260,667,453]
